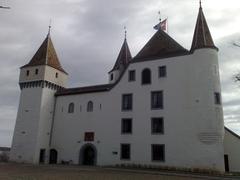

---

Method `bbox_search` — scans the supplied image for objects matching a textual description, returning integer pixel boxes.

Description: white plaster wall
[10,87,43,163]
[109,70,120,84]
[51,48,224,171]
[11,65,67,164]
[19,65,67,87]
[224,129,240,172]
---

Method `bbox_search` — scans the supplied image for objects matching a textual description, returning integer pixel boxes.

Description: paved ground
[0,163,239,180]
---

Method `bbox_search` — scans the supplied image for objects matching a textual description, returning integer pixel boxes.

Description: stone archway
[79,144,97,166]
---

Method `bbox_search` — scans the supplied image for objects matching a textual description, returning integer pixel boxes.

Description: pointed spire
[21,30,67,74]
[191,2,217,51]
[109,30,132,73]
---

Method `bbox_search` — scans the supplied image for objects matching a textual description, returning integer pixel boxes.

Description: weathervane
[158,11,161,22]
[124,26,127,40]
[48,19,52,35]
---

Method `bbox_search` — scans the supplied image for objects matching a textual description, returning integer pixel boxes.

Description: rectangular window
[84,132,94,142]
[35,69,39,75]
[26,70,30,76]
[122,94,133,111]
[128,70,136,82]
[122,118,132,134]
[151,117,164,134]
[152,144,165,162]
[214,92,221,105]
[110,73,114,81]
[159,66,166,77]
[151,91,163,109]
[121,144,130,160]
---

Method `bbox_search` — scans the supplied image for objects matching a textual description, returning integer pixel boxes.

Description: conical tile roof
[191,5,217,51]
[133,29,188,62]
[21,34,67,74]
[110,38,132,72]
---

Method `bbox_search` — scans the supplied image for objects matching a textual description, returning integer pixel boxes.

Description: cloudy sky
[0,0,240,147]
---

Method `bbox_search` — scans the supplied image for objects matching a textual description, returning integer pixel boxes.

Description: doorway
[224,154,230,172]
[49,149,58,164]
[39,149,46,164]
[80,144,97,165]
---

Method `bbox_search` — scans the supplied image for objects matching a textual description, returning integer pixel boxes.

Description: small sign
[84,132,94,141]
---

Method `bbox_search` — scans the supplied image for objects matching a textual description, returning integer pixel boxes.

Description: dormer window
[26,70,30,76]
[35,69,39,75]
[56,73,58,78]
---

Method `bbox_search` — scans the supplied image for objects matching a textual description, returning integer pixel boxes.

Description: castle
[9,3,240,172]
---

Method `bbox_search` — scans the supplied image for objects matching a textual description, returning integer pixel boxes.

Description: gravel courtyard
[0,163,238,180]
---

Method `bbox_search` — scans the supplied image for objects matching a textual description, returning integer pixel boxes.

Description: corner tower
[189,2,225,171]
[10,31,68,164]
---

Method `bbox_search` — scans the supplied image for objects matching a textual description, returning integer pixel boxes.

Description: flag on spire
[154,18,168,32]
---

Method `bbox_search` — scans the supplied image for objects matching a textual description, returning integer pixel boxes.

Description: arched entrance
[49,149,58,164]
[79,144,97,166]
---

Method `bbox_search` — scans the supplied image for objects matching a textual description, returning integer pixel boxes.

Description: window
[159,66,166,77]
[152,144,165,161]
[152,118,164,134]
[121,119,132,134]
[122,94,133,111]
[142,68,151,84]
[87,101,93,112]
[26,70,30,76]
[68,103,74,113]
[35,69,39,75]
[121,144,130,160]
[110,74,114,81]
[84,132,94,141]
[214,92,221,105]
[128,70,136,82]
[56,73,58,78]
[151,91,163,109]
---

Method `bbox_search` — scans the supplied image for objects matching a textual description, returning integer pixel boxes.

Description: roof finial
[48,19,52,36]
[158,11,161,22]
[199,0,202,8]
[124,26,127,40]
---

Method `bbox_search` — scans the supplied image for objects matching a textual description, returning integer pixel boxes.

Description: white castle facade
[10,4,240,172]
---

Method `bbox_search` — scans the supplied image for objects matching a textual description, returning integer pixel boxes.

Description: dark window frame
[159,66,167,78]
[26,70,30,76]
[56,73,58,78]
[87,101,94,112]
[128,70,136,82]
[110,73,114,81]
[120,144,131,160]
[214,92,221,105]
[68,103,74,113]
[151,144,165,162]
[121,118,132,134]
[151,91,164,110]
[142,68,151,85]
[35,69,39,75]
[122,94,133,111]
[151,117,164,134]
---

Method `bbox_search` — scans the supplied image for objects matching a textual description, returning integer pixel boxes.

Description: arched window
[68,103,74,113]
[87,101,93,112]
[142,68,151,84]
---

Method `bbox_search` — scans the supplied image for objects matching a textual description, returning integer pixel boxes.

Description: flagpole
[167,17,169,34]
